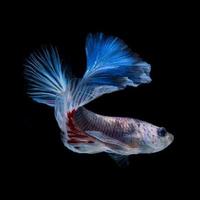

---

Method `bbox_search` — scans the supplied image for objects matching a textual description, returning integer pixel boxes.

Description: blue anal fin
[108,153,129,167]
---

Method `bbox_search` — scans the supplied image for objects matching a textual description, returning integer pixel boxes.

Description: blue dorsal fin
[83,33,151,88]
[72,33,152,107]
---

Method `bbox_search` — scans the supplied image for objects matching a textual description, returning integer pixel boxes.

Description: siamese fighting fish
[25,33,174,165]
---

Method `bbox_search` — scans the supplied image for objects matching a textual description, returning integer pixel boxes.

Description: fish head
[138,123,174,153]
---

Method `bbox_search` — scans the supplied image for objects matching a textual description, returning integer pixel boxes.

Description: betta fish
[24,33,174,166]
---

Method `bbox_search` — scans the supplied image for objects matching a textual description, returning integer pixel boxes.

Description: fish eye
[157,127,167,137]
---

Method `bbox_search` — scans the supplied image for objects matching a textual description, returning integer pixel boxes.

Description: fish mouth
[167,133,174,146]
[152,133,174,153]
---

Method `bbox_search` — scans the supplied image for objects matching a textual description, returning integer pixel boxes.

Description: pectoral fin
[86,130,122,146]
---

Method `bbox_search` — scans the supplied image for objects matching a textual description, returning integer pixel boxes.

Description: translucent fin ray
[24,47,69,106]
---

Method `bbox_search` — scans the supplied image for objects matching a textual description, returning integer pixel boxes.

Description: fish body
[25,33,174,164]
[58,106,173,156]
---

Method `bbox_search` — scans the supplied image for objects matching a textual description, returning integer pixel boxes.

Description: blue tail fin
[24,47,69,107]
[24,34,151,110]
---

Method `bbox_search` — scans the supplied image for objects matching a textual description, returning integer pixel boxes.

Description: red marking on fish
[66,110,95,144]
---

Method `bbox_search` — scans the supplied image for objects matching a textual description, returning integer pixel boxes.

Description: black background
[4,2,195,197]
